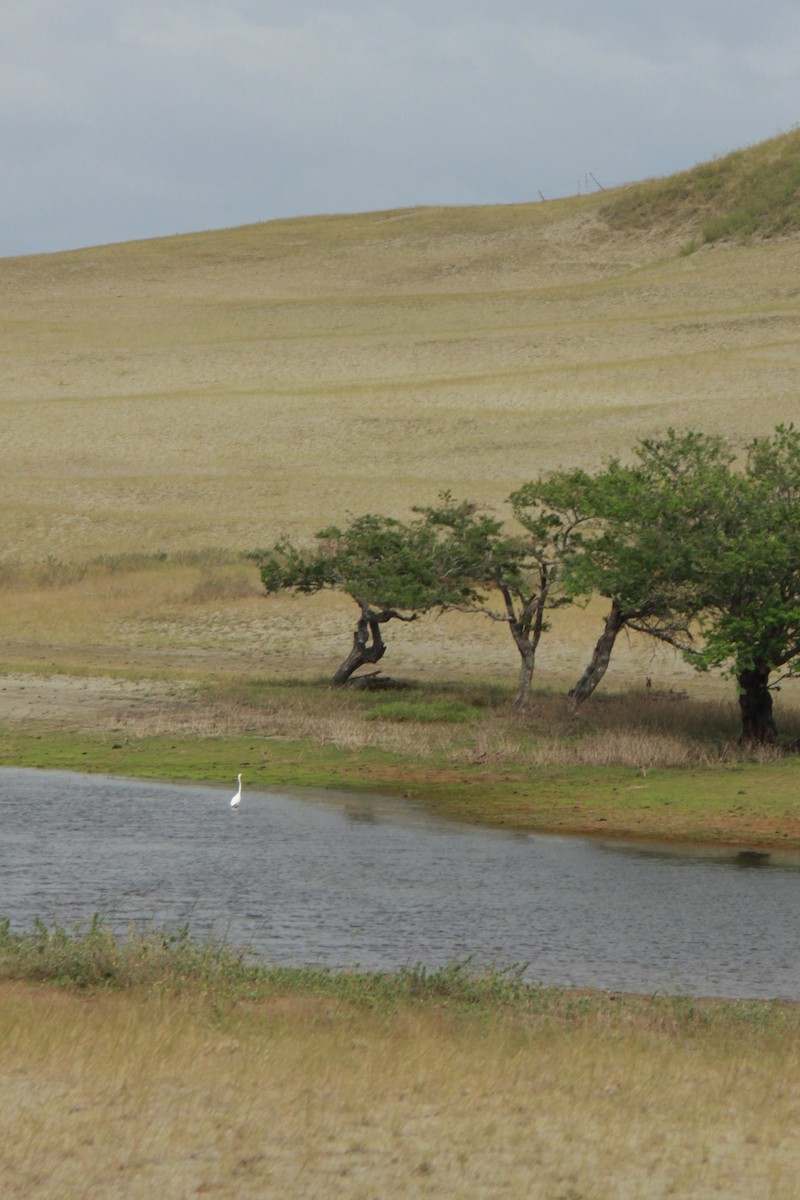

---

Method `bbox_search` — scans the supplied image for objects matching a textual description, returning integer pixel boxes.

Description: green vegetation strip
[2,725,799,848]
[2,917,798,1033]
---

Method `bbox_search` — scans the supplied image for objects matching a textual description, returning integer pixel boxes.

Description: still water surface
[2,768,799,999]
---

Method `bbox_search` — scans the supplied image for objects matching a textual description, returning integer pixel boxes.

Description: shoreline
[1,670,799,851]
[2,751,799,857]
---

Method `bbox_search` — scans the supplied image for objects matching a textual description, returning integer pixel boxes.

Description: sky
[2,0,799,257]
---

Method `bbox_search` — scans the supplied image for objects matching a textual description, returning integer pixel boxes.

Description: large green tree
[688,425,800,742]
[565,426,800,743]
[564,430,732,705]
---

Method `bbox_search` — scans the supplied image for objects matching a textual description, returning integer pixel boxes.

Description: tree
[564,431,733,706]
[687,425,800,743]
[565,425,800,743]
[418,480,590,708]
[250,511,487,686]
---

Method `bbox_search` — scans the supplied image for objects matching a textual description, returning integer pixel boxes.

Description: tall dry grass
[514,693,792,769]
[2,980,799,1200]
[125,685,796,770]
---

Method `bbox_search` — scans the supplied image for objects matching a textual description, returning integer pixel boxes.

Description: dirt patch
[0,673,189,729]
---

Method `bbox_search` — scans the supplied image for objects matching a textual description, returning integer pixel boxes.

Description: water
[2,767,799,999]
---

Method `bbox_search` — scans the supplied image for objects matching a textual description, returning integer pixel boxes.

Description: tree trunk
[569,598,626,708]
[737,664,778,744]
[332,609,387,686]
[514,644,535,709]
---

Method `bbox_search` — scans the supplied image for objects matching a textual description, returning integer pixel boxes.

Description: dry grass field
[3,171,799,567]
[3,981,800,1200]
[4,136,800,690]
[4,136,800,1199]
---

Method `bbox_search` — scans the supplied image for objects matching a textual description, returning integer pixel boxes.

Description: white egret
[230,773,242,808]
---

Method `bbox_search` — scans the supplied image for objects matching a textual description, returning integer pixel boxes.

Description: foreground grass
[2,922,799,1199]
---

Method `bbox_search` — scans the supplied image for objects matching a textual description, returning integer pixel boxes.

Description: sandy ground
[0,673,188,729]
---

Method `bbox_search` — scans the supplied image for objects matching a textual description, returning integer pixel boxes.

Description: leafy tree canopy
[251,425,800,739]
[253,510,487,613]
[562,425,800,740]
[417,480,593,707]
[690,425,800,675]
[564,429,735,624]
[250,507,493,685]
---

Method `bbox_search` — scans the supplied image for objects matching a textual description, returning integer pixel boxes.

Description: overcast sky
[3,0,798,256]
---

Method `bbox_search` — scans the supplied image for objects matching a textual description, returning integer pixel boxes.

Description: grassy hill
[3,131,800,566]
[1,131,800,689]
[603,126,800,246]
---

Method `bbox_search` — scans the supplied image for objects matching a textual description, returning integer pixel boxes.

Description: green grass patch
[0,914,250,993]
[0,915,539,1009]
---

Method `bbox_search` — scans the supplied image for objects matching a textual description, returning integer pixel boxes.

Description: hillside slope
[604,127,800,245]
[2,136,800,564]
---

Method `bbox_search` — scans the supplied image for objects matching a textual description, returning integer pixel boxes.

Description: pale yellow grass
[124,693,450,757]
[3,199,798,703]
[1,666,771,770]
[0,557,726,698]
[2,198,800,569]
[2,985,799,1200]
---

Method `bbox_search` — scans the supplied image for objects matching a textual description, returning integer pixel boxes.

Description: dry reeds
[24,673,797,772]
[2,967,799,1200]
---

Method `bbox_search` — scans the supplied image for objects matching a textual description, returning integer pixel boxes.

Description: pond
[2,768,799,999]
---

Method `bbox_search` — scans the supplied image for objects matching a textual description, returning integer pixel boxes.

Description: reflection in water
[1,768,799,1000]
[735,850,772,866]
[343,799,380,825]
[599,839,799,870]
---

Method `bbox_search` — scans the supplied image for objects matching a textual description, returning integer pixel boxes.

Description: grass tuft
[0,915,253,993]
